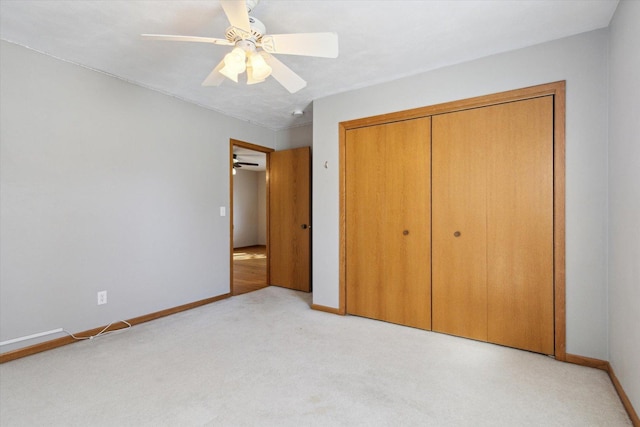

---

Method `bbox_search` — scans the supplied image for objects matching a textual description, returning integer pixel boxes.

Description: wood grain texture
[432,97,555,354]
[233,245,268,296]
[338,125,347,314]
[485,97,555,355]
[341,81,565,130]
[432,109,488,341]
[553,82,567,361]
[345,117,431,330]
[269,147,311,292]
[338,81,566,356]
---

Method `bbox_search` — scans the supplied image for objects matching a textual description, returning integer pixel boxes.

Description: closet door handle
[454,231,461,237]
[403,230,409,236]
[301,224,309,229]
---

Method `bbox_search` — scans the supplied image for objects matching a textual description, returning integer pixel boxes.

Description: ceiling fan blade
[141,34,233,46]
[262,53,307,93]
[220,0,251,35]
[202,59,226,86]
[260,33,338,58]
[233,154,260,166]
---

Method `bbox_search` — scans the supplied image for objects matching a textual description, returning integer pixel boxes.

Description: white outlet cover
[97,291,107,305]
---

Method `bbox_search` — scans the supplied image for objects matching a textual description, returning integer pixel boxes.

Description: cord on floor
[63,320,132,341]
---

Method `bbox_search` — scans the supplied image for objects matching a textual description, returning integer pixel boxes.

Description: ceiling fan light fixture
[247,52,272,81]
[219,66,239,82]
[143,0,339,92]
[220,47,247,82]
[246,67,264,85]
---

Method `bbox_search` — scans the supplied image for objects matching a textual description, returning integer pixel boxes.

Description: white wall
[313,29,610,359]
[233,169,260,248]
[0,41,276,352]
[608,0,640,412]
[276,124,312,149]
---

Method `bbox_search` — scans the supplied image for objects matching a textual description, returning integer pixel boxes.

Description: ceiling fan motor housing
[225,16,266,44]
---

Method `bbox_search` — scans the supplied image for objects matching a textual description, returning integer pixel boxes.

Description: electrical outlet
[97,291,107,305]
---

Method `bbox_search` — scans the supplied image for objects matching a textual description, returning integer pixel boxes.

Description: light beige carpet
[0,287,631,426]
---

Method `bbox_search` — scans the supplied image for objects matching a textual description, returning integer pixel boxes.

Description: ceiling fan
[142,0,338,93]
[233,154,259,169]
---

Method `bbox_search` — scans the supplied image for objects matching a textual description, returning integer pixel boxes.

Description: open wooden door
[269,147,311,292]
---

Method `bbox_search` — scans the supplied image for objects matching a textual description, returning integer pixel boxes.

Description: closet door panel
[486,97,554,354]
[345,118,431,330]
[432,111,488,341]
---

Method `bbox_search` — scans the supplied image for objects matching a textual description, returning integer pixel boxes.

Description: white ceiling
[0,0,618,130]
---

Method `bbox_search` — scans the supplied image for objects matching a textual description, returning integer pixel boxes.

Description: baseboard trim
[2,303,637,425]
[310,303,344,315]
[609,365,640,426]
[0,293,231,364]
[566,353,639,426]
[565,353,610,371]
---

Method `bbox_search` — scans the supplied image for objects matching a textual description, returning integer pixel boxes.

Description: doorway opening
[230,140,273,296]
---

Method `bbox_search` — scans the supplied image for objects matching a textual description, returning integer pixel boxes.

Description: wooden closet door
[486,97,554,354]
[433,97,554,354]
[432,110,488,341]
[345,117,431,330]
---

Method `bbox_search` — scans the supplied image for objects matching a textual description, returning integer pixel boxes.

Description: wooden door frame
[338,81,566,360]
[230,139,274,295]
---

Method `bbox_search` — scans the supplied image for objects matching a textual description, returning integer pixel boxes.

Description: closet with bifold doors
[341,82,565,357]
[345,116,432,330]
